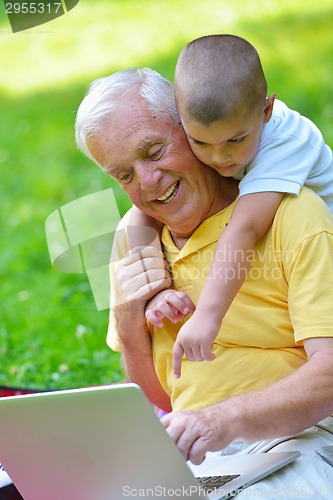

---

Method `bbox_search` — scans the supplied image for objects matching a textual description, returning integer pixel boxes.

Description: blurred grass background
[0,0,332,390]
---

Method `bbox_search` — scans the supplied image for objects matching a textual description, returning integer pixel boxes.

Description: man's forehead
[106,108,168,141]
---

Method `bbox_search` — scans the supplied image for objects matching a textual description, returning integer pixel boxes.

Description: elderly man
[75,68,333,497]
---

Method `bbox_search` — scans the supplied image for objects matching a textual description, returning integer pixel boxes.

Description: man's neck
[170,234,191,250]
[170,177,239,249]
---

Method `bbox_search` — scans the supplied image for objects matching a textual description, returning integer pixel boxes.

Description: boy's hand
[145,290,195,328]
[173,312,219,378]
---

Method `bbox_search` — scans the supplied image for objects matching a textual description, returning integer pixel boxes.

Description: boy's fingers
[171,292,195,315]
[145,310,163,327]
[201,345,216,362]
[181,295,196,314]
[157,302,180,323]
[165,295,190,316]
[173,311,186,323]
[183,344,205,363]
[157,291,193,315]
[173,342,184,379]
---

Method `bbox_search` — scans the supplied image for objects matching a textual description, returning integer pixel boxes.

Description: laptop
[0,383,299,499]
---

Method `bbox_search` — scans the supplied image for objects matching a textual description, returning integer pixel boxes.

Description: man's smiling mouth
[156,181,179,204]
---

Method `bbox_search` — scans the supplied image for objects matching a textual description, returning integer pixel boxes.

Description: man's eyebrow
[138,138,155,151]
[105,165,117,175]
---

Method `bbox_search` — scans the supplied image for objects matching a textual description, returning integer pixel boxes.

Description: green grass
[0,0,332,390]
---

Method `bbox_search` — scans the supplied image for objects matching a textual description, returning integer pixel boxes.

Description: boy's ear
[263,93,276,123]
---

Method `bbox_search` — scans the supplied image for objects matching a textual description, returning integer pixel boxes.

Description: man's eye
[119,172,133,183]
[147,144,164,160]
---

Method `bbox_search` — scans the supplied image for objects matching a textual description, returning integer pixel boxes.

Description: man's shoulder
[277,188,333,233]
[282,186,330,210]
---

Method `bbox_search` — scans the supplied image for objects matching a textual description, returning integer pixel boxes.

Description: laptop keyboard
[197,474,241,492]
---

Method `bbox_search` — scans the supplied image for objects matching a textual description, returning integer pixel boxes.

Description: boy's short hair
[174,34,267,124]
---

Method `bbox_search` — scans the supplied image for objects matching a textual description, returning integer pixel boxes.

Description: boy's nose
[211,148,231,165]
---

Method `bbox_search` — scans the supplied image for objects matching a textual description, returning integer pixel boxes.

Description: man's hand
[145,290,196,327]
[113,246,171,305]
[172,312,219,378]
[112,246,172,334]
[161,406,234,465]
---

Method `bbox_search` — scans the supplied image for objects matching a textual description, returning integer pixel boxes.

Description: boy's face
[180,95,275,177]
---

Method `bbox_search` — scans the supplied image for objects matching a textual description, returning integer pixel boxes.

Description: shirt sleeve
[239,134,323,197]
[277,191,333,343]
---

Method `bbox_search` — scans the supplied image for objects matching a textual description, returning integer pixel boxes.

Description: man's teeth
[157,182,178,203]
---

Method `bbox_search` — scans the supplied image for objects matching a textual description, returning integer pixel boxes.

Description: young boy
[133,34,333,377]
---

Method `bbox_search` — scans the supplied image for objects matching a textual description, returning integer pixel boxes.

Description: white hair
[75,67,179,164]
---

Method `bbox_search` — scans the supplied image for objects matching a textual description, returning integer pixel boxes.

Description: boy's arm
[128,205,164,251]
[195,191,285,321]
[172,192,285,377]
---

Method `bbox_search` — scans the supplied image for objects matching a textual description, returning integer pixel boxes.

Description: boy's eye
[191,139,206,146]
[228,136,245,144]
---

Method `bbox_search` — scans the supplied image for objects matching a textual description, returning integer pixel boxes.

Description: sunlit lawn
[0,0,332,389]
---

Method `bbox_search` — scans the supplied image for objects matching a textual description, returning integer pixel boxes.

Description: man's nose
[135,162,162,191]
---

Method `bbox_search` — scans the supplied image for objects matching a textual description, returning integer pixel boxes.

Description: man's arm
[163,336,333,464]
[116,308,172,412]
[110,247,172,412]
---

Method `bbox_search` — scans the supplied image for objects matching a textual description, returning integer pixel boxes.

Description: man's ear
[263,93,276,123]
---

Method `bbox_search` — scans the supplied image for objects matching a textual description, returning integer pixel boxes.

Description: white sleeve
[239,134,323,197]
[239,100,328,197]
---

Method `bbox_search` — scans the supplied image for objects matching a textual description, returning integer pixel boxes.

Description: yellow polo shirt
[108,188,333,411]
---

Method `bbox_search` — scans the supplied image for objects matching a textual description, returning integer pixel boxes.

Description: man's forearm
[117,317,172,412]
[163,338,333,464]
[218,343,333,444]
[109,245,173,411]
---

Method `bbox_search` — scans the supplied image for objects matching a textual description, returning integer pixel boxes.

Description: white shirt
[236,99,333,211]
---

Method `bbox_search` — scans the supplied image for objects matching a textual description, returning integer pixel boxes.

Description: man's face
[180,95,275,177]
[88,95,226,237]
